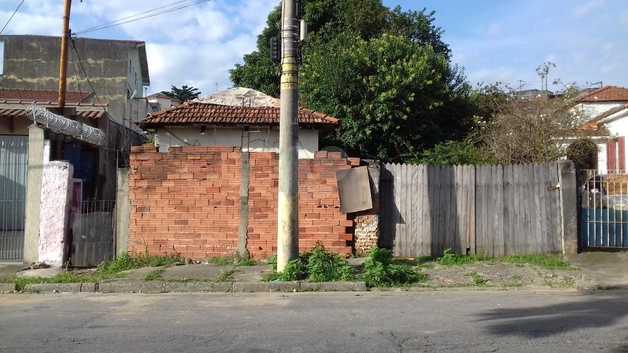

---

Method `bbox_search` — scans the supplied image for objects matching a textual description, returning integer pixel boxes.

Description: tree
[230,0,474,162]
[302,33,474,161]
[162,85,201,102]
[567,138,597,171]
[478,87,583,164]
[413,140,489,166]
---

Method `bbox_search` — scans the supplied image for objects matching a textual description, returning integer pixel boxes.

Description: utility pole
[58,0,72,109]
[276,0,299,272]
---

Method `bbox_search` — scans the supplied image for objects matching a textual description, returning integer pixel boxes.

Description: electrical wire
[70,37,98,100]
[0,0,25,35]
[74,0,212,35]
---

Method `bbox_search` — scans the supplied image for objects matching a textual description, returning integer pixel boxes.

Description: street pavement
[1,290,628,353]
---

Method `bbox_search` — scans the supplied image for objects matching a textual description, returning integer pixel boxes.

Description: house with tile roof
[140,88,339,159]
[575,86,628,122]
[574,87,628,173]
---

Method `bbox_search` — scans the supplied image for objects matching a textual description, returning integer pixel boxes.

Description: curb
[23,283,97,293]
[16,280,368,294]
[0,283,15,293]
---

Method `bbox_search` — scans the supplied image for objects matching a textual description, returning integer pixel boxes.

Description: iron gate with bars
[0,136,28,262]
[579,169,628,249]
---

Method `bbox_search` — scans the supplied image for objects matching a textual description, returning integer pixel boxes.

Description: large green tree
[230,0,476,162]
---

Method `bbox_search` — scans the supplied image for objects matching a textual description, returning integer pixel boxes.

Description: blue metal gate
[0,135,28,262]
[580,170,628,249]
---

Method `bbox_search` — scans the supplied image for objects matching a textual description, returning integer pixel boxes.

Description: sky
[0,0,627,96]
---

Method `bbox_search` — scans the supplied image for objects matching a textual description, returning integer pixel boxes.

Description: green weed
[466,272,489,287]
[502,255,571,269]
[437,249,491,266]
[144,268,165,281]
[362,248,427,287]
[97,254,183,275]
[207,255,257,267]
[263,244,354,282]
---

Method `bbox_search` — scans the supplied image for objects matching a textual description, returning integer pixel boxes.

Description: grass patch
[502,255,571,269]
[435,249,571,270]
[362,248,427,288]
[15,272,99,291]
[144,268,165,281]
[215,269,237,282]
[207,255,256,267]
[466,272,489,287]
[437,249,491,266]
[97,254,183,275]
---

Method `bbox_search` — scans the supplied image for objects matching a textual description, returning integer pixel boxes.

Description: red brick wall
[128,145,354,260]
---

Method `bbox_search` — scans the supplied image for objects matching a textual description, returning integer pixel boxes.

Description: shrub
[306,245,353,282]
[265,244,354,282]
[362,248,426,287]
[413,140,489,166]
[567,138,597,171]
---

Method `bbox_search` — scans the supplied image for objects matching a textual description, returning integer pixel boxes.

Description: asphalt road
[2,290,628,353]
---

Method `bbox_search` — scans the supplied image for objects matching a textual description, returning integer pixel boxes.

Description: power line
[70,37,98,99]
[75,0,212,35]
[0,0,25,35]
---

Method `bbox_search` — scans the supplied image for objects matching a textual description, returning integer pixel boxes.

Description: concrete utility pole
[58,0,72,109]
[276,0,299,272]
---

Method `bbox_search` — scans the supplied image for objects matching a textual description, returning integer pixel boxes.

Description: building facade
[0,35,150,128]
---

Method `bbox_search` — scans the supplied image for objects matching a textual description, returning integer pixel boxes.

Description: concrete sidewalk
[573,251,628,290]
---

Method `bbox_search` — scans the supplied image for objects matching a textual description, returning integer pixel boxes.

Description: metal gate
[0,136,28,262]
[579,170,628,249]
[70,200,116,267]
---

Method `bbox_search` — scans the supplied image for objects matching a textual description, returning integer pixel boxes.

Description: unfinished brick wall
[128,146,354,260]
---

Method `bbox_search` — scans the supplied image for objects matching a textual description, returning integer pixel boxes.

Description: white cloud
[1,0,278,94]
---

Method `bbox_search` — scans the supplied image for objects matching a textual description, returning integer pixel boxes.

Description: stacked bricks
[128,145,241,259]
[128,146,354,260]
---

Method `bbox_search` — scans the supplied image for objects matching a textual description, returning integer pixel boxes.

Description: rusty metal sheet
[336,166,373,214]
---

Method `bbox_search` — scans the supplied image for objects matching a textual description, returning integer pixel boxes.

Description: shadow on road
[476,292,628,339]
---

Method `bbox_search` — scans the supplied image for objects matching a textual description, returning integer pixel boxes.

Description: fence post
[23,125,45,264]
[558,161,578,258]
[238,151,250,259]
[115,168,130,258]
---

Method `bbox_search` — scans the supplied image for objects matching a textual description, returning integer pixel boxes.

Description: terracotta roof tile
[141,102,339,128]
[577,86,628,103]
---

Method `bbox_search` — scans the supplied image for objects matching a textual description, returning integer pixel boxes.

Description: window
[0,41,4,75]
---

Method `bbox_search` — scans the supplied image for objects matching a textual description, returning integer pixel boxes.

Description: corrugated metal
[0,135,28,262]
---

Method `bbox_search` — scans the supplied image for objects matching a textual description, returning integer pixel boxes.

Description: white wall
[155,126,320,159]
[575,102,624,121]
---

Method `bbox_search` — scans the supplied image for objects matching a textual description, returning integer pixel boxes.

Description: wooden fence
[380,163,565,257]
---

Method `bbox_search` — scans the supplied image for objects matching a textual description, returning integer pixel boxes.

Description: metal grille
[0,136,27,262]
[71,200,116,267]
[579,169,628,249]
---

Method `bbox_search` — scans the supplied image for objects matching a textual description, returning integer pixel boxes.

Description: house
[574,86,628,122]
[147,92,181,113]
[140,88,339,159]
[576,103,628,174]
[0,35,150,128]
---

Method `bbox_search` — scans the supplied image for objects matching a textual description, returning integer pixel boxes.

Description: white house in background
[574,86,628,121]
[577,103,628,174]
[146,92,181,113]
[139,88,339,159]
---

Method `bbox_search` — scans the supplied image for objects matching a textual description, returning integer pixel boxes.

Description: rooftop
[141,102,339,128]
[577,86,628,103]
